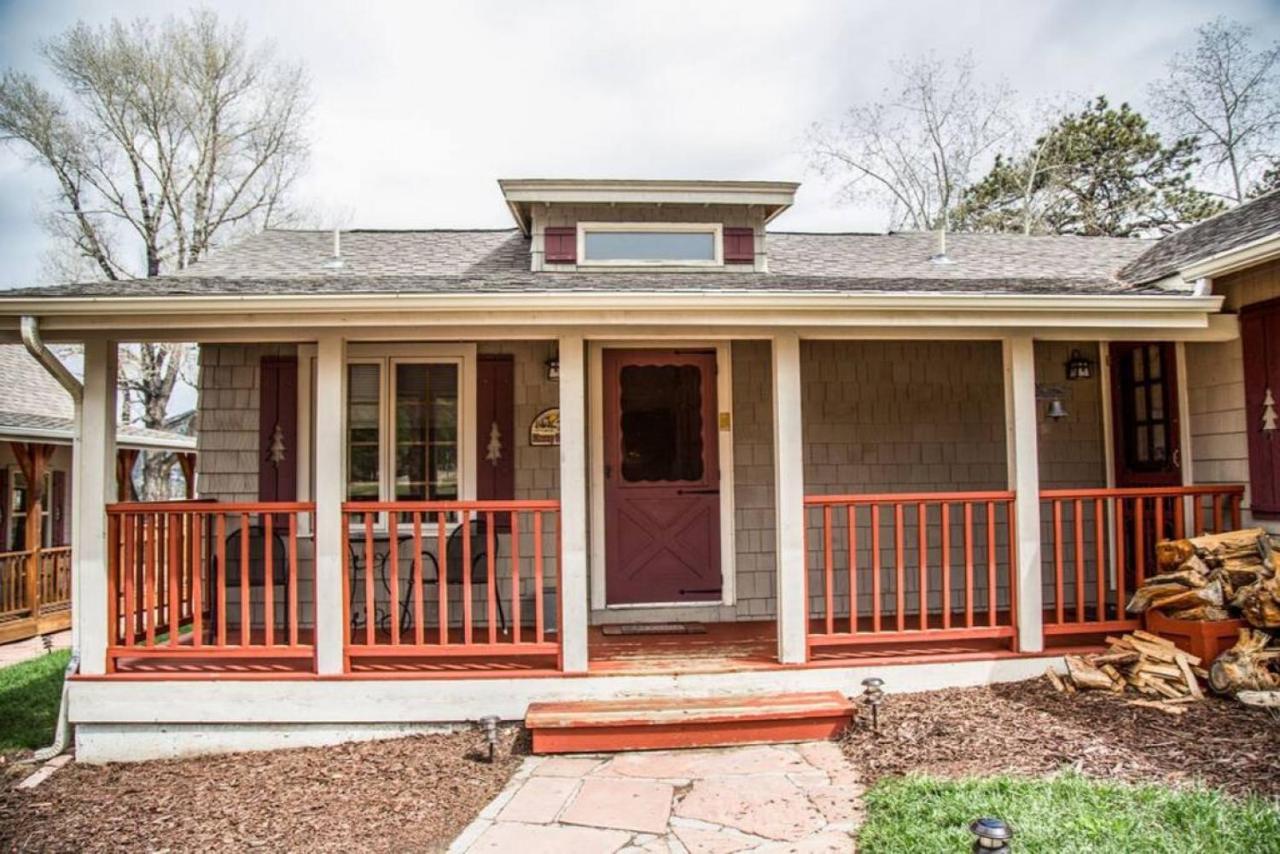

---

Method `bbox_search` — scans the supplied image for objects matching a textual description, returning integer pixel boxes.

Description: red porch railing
[106,501,316,672]
[804,491,1018,648]
[0,549,35,622]
[341,500,561,670]
[1040,485,1245,638]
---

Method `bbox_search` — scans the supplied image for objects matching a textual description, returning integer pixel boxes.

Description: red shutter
[51,469,67,546]
[1242,301,1280,514]
[476,355,516,503]
[544,227,576,263]
[724,227,755,263]
[258,356,299,502]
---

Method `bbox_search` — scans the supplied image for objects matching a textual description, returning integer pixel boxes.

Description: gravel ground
[841,677,1280,797]
[0,727,525,853]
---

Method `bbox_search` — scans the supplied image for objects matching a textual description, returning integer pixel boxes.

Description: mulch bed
[840,677,1280,797]
[0,726,525,853]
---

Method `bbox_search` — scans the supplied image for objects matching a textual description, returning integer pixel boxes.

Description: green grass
[0,648,70,752]
[858,773,1280,854]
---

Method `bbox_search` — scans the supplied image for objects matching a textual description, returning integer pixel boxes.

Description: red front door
[1110,342,1183,487]
[603,349,721,605]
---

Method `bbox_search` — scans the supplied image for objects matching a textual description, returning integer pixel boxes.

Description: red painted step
[525,691,856,754]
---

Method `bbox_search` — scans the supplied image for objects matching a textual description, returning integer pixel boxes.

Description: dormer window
[578,223,723,267]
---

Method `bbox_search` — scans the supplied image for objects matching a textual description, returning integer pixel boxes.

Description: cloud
[1,0,1276,288]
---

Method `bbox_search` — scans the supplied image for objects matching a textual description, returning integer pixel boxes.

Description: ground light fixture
[860,677,885,734]
[479,715,500,762]
[969,817,1014,852]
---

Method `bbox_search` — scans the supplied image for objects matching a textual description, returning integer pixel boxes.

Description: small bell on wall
[1045,398,1068,420]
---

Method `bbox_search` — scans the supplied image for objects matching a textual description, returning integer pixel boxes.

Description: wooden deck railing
[0,546,72,642]
[106,501,316,671]
[1040,485,1245,638]
[341,500,562,669]
[804,491,1018,648]
[0,549,35,622]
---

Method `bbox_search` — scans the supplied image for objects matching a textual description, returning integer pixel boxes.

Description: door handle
[1172,448,1181,469]
[677,488,719,495]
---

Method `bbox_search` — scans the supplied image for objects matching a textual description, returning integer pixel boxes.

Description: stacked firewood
[1045,630,1206,715]
[1125,528,1280,627]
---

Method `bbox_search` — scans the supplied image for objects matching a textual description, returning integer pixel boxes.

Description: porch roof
[4,229,1164,300]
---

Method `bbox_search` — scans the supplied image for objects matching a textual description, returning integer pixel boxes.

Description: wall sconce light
[1046,398,1068,420]
[1065,349,1093,381]
[545,357,559,381]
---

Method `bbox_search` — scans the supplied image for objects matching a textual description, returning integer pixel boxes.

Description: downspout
[19,316,82,762]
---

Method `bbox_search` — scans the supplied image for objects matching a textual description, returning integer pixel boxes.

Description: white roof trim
[0,424,196,451]
[1180,232,1280,281]
[498,178,799,234]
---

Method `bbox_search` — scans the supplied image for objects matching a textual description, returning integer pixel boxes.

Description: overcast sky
[1,0,1278,290]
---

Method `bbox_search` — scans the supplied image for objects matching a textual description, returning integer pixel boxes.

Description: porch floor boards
[100,617,1106,678]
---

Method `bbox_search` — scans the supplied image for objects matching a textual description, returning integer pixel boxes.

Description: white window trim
[296,343,477,533]
[576,221,724,268]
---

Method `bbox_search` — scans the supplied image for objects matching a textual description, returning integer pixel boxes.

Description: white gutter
[0,290,1227,318]
[20,316,82,400]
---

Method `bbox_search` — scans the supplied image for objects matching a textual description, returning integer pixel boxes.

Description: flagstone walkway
[449,741,863,853]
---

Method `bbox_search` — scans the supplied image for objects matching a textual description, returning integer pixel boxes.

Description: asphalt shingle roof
[1119,190,1280,285]
[7,229,1162,299]
[0,346,195,449]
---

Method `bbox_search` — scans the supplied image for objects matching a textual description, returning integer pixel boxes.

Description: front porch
[72,333,1247,682]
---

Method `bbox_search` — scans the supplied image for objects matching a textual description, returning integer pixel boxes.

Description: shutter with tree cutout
[1243,300,1280,515]
[258,356,299,502]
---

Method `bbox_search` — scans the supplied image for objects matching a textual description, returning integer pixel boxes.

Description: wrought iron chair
[211,523,292,641]
[402,517,507,634]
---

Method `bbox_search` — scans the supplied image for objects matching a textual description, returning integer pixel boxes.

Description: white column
[772,333,807,664]
[313,334,347,675]
[557,334,589,673]
[75,339,117,675]
[1004,336,1044,653]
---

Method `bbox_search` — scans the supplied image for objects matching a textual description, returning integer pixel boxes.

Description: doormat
[601,622,708,636]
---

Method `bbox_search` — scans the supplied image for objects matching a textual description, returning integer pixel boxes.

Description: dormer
[499,179,797,272]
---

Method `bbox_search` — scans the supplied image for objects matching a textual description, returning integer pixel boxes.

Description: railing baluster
[364,512,376,647]
[123,514,136,647]
[823,504,834,635]
[216,514,227,646]
[941,502,951,630]
[107,514,119,655]
[1212,494,1223,533]
[986,501,997,628]
[871,504,882,634]
[463,509,474,645]
[437,512,448,646]
[388,511,399,646]
[191,512,203,648]
[240,512,251,646]
[1134,497,1146,584]
[264,513,275,648]
[894,503,905,632]
[144,513,156,646]
[1193,494,1204,537]
[846,504,857,635]
[1094,498,1105,623]
[511,510,521,645]
[964,502,974,629]
[1074,499,1085,624]
[288,513,298,648]
[1115,497,1126,625]
[1053,499,1064,626]
[412,512,424,647]
[917,502,928,632]
[486,512,497,645]
[533,510,543,644]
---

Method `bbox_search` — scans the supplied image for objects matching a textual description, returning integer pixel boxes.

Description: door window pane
[394,363,459,501]
[619,364,704,482]
[347,363,381,502]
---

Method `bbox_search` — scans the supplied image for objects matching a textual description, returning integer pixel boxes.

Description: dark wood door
[603,349,720,605]
[1110,342,1183,487]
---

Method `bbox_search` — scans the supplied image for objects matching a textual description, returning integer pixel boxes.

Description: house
[0,179,1274,762]
[0,345,196,643]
